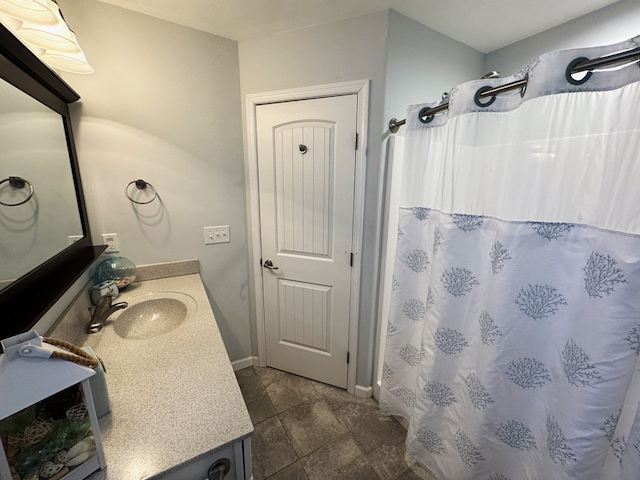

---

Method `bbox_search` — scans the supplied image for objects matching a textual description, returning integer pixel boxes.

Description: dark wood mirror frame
[0,23,104,341]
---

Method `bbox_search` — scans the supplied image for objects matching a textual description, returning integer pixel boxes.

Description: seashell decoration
[66,448,95,467]
[38,461,64,479]
[63,435,96,467]
[67,436,94,458]
[65,404,88,421]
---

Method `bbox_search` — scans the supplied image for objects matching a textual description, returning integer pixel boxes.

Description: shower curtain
[380,37,640,480]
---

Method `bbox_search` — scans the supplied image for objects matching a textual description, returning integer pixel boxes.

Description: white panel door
[256,95,358,388]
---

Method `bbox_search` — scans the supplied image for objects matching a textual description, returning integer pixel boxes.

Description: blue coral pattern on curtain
[379,208,640,480]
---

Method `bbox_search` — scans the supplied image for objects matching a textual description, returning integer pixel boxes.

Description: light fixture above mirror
[0,0,92,74]
[0,0,58,25]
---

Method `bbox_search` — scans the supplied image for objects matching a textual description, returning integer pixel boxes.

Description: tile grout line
[272,385,359,478]
[255,367,305,480]
[267,378,323,478]
[248,367,419,480]
[257,367,347,480]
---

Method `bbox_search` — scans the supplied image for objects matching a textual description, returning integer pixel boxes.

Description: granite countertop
[68,273,253,479]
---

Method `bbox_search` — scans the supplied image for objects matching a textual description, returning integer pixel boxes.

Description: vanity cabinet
[49,270,254,480]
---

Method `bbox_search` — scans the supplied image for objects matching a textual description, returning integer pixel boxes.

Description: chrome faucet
[86,295,128,334]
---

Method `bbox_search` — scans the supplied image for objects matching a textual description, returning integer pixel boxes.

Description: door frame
[245,80,369,395]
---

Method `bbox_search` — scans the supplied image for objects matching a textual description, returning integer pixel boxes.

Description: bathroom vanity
[48,263,254,480]
[1,20,253,480]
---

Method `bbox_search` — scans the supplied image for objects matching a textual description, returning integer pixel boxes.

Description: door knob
[263,259,278,270]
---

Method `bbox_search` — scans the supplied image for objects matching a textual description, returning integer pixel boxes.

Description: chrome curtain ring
[125,179,157,204]
[418,106,435,124]
[0,176,34,206]
[565,57,593,85]
[474,86,497,108]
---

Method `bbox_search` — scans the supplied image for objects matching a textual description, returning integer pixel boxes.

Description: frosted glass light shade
[0,10,22,31]
[0,0,58,26]
[2,0,94,74]
[17,11,81,53]
[41,49,94,74]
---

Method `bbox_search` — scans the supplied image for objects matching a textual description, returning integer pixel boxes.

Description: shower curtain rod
[388,45,640,133]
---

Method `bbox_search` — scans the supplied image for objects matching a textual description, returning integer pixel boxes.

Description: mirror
[0,76,83,290]
[0,23,104,340]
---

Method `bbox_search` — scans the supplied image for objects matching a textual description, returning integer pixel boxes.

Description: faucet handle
[86,296,128,334]
[95,295,113,308]
[91,280,119,304]
[86,295,113,334]
[88,294,111,315]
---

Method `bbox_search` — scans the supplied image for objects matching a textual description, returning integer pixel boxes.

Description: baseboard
[231,356,258,371]
[373,380,381,400]
[229,360,375,395]
[354,384,373,398]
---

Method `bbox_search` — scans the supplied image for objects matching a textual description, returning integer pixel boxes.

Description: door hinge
[347,351,350,364]
[350,253,354,267]
[354,132,358,150]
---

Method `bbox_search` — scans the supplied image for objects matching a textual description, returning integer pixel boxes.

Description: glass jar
[93,257,137,289]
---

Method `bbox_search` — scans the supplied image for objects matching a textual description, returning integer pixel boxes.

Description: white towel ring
[0,176,34,206]
[125,179,157,204]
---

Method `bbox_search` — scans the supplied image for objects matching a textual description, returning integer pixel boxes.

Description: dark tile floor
[235,366,437,480]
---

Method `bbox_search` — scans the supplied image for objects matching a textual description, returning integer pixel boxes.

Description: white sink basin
[111,291,197,340]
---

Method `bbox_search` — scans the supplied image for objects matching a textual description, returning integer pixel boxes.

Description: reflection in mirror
[0,22,104,340]
[0,77,83,291]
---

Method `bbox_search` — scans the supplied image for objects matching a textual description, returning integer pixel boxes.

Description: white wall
[385,11,485,133]
[56,0,253,362]
[238,12,390,386]
[485,0,640,75]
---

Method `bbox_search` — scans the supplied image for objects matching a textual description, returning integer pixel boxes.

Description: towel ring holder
[0,176,34,206]
[125,179,157,204]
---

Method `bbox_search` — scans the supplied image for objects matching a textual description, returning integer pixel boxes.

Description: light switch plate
[204,225,230,244]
